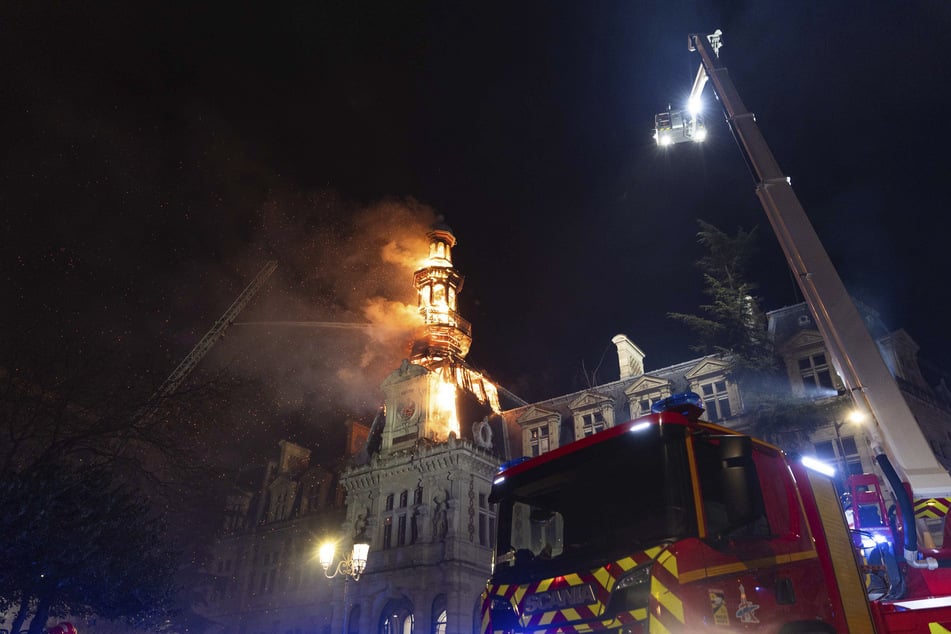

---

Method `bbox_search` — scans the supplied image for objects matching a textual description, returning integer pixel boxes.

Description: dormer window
[529,425,550,456]
[700,380,732,421]
[581,411,606,436]
[799,353,834,395]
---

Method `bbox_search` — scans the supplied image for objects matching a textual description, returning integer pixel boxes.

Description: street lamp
[318,541,370,581]
[833,409,867,484]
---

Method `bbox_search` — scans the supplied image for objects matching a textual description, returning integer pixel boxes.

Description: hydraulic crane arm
[687,31,951,499]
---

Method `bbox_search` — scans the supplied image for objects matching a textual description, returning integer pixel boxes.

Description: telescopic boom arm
[686,31,951,499]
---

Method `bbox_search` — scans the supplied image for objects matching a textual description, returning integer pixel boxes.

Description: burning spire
[377,218,504,455]
[410,219,472,363]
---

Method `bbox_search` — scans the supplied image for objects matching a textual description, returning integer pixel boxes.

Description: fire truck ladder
[148,260,278,411]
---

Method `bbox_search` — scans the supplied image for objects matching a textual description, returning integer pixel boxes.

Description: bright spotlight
[687,96,702,115]
[659,135,673,147]
[801,456,836,477]
[693,128,707,143]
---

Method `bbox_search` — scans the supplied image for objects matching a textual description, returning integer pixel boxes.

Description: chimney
[612,334,645,379]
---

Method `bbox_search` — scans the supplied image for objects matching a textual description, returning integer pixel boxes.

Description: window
[383,516,393,550]
[385,494,394,511]
[581,411,606,436]
[529,425,550,456]
[700,381,732,421]
[433,610,447,634]
[814,436,862,476]
[431,596,447,634]
[637,399,651,416]
[380,603,414,634]
[799,353,835,395]
[397,514,407,546]
[414,487,423,505]
[634,390,668,416]
[399,490,408,508]
[814,440,836,462]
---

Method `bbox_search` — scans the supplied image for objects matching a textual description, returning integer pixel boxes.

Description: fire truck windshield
[491,425,695,581]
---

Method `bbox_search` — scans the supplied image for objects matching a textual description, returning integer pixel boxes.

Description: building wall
[339,434,498,634]
[196,443,346,634]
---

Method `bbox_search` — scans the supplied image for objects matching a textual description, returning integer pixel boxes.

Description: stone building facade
[500,302,951,502]
[196,441,346,634]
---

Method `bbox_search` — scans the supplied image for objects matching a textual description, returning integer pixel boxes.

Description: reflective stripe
[916,497,951,519]
[680,548,818,583]
[651,575,685,623]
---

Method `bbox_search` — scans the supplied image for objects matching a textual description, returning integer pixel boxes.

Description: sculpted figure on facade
[432,490,449,541]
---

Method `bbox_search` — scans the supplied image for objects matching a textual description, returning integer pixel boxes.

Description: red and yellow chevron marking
[916,498,951,519]
[648,547,685,633]
[483,545,684,633]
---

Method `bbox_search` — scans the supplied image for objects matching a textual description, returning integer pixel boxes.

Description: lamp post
[832,409,867,487]
[318,541,370,581]
[318,540,369,634]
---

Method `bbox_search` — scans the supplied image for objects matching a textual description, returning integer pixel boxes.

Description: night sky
[4,2,951,462]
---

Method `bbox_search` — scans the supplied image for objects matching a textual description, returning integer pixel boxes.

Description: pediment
[516,405,560,426]
[777,330,826,355]
[684,357,731,380]
[624,374,671,396]
[568,390,613,411]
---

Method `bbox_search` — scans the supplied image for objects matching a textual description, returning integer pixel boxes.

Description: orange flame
[428,371,460,441]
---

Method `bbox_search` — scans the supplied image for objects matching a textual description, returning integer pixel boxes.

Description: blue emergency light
[651,391,704,416]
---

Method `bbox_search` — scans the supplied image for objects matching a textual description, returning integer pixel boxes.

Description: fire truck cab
[480,393,951,632]
[481,393,877,633]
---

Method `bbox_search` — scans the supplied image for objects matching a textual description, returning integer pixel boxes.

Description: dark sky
[4,2,951,457]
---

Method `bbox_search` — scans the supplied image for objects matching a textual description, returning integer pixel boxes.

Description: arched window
[431,594,448,634]
[380,598,414,634]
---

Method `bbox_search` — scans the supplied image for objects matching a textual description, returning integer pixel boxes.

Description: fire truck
[479,31,951,633]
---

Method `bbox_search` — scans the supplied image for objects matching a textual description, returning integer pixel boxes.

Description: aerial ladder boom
[684,31,951,501]
[148,260,278,409]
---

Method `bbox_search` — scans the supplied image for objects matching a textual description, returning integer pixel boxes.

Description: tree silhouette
[0,466,177,634]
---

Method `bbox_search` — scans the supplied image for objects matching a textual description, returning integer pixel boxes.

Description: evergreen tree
[668,220,771,370]
[669,220,826,444]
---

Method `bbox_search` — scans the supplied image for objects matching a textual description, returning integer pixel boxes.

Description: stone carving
[432,490,449,541]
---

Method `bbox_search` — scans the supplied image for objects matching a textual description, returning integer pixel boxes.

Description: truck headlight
[607,564,652,614]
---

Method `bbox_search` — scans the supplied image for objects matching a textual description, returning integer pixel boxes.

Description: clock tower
[338,219,507,634]
[379,219,480,452]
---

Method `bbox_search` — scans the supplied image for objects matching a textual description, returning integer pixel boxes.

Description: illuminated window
[799,353,835,395]
[529,425,550,456]
[581,411,606,436]
[700,381,732,421]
